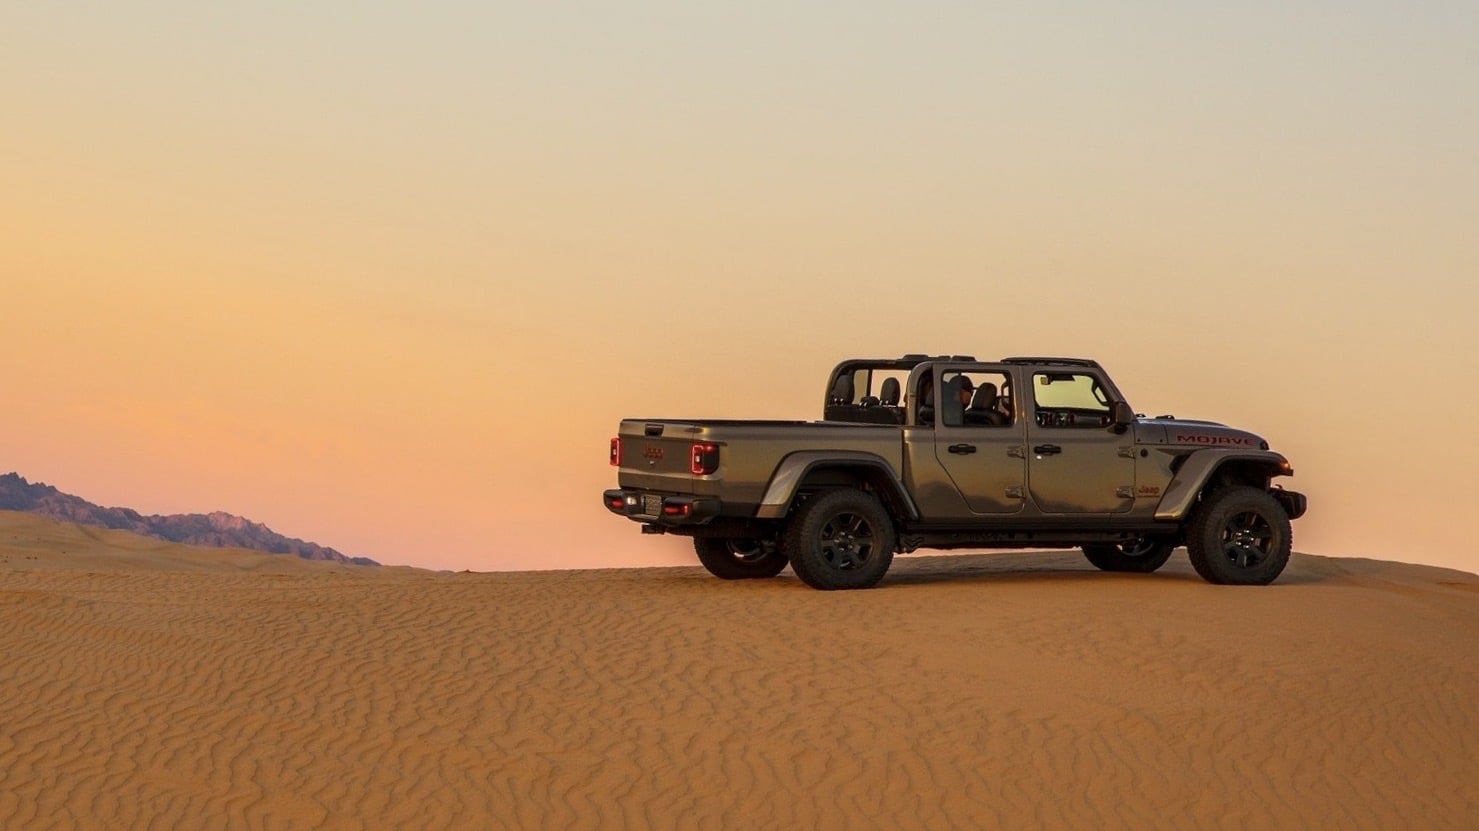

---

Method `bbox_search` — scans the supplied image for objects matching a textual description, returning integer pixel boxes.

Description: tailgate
[614,421,714,494]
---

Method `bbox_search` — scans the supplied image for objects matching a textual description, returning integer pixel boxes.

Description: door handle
[948,443,978,455]
[1033,444,1062,456]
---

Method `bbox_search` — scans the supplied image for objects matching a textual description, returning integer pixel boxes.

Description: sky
[3,2,1477,574]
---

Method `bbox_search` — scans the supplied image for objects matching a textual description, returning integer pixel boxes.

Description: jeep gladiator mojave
[604,355,1307,591]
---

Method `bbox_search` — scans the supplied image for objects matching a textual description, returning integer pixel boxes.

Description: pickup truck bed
[612,419,903,521]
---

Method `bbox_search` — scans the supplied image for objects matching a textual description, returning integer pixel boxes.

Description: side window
[1033,372,1111,428]
[940,371,1013,428]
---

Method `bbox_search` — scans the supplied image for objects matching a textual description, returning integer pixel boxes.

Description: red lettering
[1176,434,1254,446]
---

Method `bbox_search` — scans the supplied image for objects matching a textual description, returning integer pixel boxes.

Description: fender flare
[754,451,918,521]
[1154,449,1292,521]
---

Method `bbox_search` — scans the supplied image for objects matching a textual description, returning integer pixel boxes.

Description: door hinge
[1005,486,1025,499]
[1116,485,1135,498]
[1007,446,1026,459]
[1118,446,1136,459]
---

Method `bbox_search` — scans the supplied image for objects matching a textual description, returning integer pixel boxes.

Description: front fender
[755,451,918,520]
[1154,449,1292,521]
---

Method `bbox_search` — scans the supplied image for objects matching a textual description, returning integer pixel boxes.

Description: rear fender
[1155,449,1292,521]
[755,451,918,521]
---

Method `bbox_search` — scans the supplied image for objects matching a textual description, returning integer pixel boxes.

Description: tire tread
[1185,486,1292,585]
[784,489,895,590]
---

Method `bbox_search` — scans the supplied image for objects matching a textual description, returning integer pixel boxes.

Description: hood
[1133,417,1268,450]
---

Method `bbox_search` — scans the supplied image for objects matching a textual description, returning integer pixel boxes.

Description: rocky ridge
[0,473,377,565]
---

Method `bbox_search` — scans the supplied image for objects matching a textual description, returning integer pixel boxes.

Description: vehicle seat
[829,375,855,405]
[915,373,940,424]
[965,384,1009,426]
[941,376,967,427]
[996,390,1014,423]
[879,377,901,406]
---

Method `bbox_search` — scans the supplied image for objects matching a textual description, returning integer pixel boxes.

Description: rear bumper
[1272,488,1308,521]
[602,489,722,526]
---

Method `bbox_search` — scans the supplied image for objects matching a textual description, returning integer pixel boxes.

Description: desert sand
[2,510,1475,830]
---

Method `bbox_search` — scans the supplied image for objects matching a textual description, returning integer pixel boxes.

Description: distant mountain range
[0,473,377,566]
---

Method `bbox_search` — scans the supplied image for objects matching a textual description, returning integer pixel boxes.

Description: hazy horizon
[4,2,1476,575]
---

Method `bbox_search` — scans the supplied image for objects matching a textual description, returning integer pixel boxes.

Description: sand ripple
[2,550,1476,829]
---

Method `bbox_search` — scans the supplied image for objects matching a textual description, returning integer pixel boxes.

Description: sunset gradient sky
[4,3,1476,573]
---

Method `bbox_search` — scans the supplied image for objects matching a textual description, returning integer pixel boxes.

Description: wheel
[1082,537,1175,573]
[783,489,895,590]
[1185,486,1292,585]
[693,537,788,580]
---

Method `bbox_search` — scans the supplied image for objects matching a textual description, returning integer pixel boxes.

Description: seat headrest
[879,377,901,406]
[969,384,999,410]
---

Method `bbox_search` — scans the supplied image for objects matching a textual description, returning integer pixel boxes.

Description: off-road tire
[1082,537,1176,573]
[693,538,788,580]
[784,489,896,590]
[1185,486,1292,585]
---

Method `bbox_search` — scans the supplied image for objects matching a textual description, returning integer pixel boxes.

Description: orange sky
[3,3,1476,574]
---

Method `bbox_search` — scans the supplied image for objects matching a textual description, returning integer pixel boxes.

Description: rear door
[927,363,1027,516]
[1024,369,1135,513]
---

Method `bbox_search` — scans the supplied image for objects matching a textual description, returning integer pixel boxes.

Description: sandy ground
[2,510,1476,830]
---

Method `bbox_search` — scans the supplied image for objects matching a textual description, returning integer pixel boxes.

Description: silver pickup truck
[604,355,1306,590]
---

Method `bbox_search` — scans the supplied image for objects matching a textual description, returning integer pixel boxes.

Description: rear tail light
[663,502,692,517]
[610,437,622,466]
[690,442,719,475]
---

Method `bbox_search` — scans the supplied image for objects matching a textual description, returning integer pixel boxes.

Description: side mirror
[1111,401,1135,433]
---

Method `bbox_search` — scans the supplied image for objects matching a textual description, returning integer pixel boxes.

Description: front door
[1025,369,1135,514]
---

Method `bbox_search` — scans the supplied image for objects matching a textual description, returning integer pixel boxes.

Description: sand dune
[2,512,1475,830]
[0,510,371,575]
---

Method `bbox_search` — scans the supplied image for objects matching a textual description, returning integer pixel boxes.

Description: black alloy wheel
[785,489,896,590]
[1220,510,1275,569]
[1081,536,1175,573]
[818,512,878,571]
[693,537,788,580]
[1186,486,1292,585]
